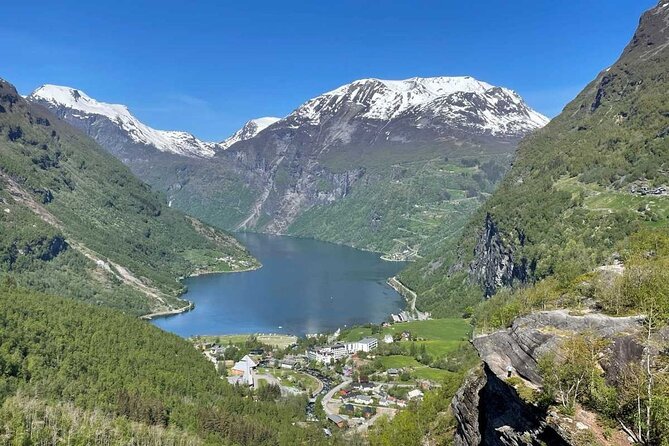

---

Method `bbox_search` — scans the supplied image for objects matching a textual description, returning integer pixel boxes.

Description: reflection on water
[152,233,406,337]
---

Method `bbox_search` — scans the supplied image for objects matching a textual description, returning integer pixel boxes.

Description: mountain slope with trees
[0,288,331,445]
[0,78,257,315]
[402,0,669,317]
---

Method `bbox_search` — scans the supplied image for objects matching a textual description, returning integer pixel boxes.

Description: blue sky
[2,0,657,140]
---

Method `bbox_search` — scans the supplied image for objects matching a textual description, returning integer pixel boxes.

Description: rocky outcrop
[453,310,645,445]
[453,364,569,446]
[452,365,486,446]
[469,214,532,296]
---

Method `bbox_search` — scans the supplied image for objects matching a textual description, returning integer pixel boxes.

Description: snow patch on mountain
[220,117,281,149]
[29,85,217,158]
[290,76,548,136]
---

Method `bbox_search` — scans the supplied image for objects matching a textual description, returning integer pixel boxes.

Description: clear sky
[2,0,657,141]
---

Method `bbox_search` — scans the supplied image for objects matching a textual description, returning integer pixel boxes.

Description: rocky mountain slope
[28,84,218,159]
[1,78,256,315]
[30,76,548,259]
[453,308,651,445]
[220,116,281,149]
[401,0,669,316]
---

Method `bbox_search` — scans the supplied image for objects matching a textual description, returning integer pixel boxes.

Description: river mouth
[152,233,407,337]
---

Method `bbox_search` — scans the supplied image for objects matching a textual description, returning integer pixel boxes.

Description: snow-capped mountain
[220,117,280,149]
[284,76,548,139]
[217,76,548,232]
[28,85,217,158]
[25,76,549,239]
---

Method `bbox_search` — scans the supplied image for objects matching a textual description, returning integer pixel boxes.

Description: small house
[361,406,376,419]
[327,414,347,428]
[353,395,373,405]
[280,359,297,370]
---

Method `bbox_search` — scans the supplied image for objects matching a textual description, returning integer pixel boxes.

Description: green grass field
[376,355,422,368]
[345,319,473,383]
[555,176,669,227]
[261,368,321,394]
[343,318,471,357]
[192,333,298,349]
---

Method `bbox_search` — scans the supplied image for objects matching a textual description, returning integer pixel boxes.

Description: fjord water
[153,233,406,337]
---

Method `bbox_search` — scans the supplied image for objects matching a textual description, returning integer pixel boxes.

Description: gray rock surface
[474,310,643,385]
[454,310,644,445]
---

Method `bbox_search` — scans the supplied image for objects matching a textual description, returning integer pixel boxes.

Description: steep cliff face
[468,214,533,296]
[452,310,645,445]
[226,146,366,232]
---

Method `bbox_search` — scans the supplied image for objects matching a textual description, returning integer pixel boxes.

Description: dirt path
[1,171,175,314]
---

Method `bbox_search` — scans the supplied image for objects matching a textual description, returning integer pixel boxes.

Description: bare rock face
[452,365,486,446]
[453,310,644,445]
[468,214,532,296]
[453,364,569,446]
[475,310,644,384]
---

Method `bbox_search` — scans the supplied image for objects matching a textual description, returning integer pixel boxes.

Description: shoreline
[190,332,298,347]
[387,275,429,320]
[141,263,262,321]
[187,263,262,278]
[140,301,195,320]
[244,230,412,264]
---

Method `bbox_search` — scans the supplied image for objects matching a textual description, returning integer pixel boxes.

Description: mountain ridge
[27,75,549,259]
[400,0,669,316]
[29,84,218,158]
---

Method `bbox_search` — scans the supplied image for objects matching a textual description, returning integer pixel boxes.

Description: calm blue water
[152,233,406,337]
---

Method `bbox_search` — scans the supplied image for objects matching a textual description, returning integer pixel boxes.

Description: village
[189,321,459,435]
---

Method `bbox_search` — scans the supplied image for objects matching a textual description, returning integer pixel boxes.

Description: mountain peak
[354,76,493,96]
[30,84,132,117]
[28,85,217,158]
[220,116,281,149]
[290,75,548,135]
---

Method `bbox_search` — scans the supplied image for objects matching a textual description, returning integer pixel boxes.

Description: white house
[346,337,378,353]
[407,389,424,400]
[353,395,373,405]
[383,334,394,344]
[231,355,258,386]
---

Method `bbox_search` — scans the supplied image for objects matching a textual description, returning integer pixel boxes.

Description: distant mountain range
[28,75,548,258]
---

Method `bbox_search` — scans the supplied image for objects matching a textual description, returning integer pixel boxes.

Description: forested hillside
[0,78,257,315]
[402,0,669,317]
[0,288,332,445]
